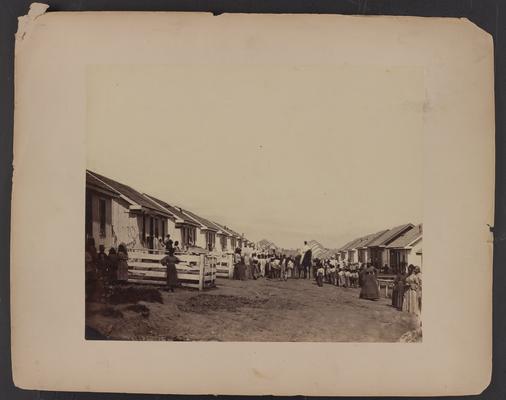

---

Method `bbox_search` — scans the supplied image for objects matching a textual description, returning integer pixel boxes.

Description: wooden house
[86,170,173,251]
[222,226,243,251]
[336,238,358,264]
[386,223,423,272]
[85,171,121,249]
[211,222,239,253]
[366,223,415,269]
[355,230,389,264]
[143,194,201,250]
[177,208,220,251]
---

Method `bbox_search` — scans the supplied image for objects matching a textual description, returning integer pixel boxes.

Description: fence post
[199,254,205,291]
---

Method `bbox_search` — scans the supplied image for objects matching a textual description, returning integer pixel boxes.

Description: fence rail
[127,248,216,290]
[215,253,234,278]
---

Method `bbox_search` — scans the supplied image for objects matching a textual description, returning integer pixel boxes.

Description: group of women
[85,238,129,301]
[391,264,422,316]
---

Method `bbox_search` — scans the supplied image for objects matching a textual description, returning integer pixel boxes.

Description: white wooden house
[85,171,121,250]
[143,194,201,250]
[387,224,423,271]
[86,171,173,252]
[177,208,220,251]
[366,223,415,269]
[355,230,389,264]
[209,222,238,253]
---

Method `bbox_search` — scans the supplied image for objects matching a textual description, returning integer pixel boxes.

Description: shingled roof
[87,170,170,216]
[367,223,415,247]
[179,208,219,232]
[212,222,243,238]
[387,224,422,248]
[86,171,120,197]
[356,230,390,248]
[143,194,199,226]
[338,237,364,252]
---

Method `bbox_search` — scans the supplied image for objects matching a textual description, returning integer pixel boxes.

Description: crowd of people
[85,236,422,318]
[231,241,422,317]
[391,264,422,316]
[85,237,130,302]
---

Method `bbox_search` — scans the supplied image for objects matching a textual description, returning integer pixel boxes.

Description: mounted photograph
[84,64,423,342]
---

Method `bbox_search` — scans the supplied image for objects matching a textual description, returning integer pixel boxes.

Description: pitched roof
[339,236,365,252]
[387,224,423,248]
[179,208,219,232]
[86,171,120,197]
[218,224,243,239]
[213,222,243,238]
[367,223,415,247]
[87,170,170,216]
[143,194,199,226]
[356,230,390,248]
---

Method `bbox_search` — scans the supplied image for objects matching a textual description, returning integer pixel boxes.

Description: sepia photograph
[10,7,495,394]
[84,64,423,342]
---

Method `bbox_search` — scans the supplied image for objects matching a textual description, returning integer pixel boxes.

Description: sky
[87,64,423,249]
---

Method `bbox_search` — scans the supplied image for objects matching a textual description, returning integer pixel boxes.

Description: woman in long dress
[160,248,180,292]
[233,248,245,280]
[359,264,380,300]
[415,266,422,313]
[116,243,129,283]
[391,270,406,310]
[402,265,421,315]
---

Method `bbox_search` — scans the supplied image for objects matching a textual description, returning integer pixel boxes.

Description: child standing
[316,262,325,287]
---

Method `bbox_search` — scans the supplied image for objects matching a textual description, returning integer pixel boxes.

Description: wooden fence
[127,249,216,290]
[377,275,395,298]
[215,253,234,278]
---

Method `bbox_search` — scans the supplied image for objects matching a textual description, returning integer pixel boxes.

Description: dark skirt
[392,284,404,310]
[360,274,380,300]
[166,263,178,288]
[234,262,246,280]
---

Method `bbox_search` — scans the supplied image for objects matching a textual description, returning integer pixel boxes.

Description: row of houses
[336,223,423,270]
[85,170,254,254]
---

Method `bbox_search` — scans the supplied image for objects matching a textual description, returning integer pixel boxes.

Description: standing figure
[233,247,246,280]
[160,248,180,292]
[294,254,301,278]
[163,234,173,254]
[359,263,380,300]
[391,269,406,310]
[415,266,422,314]
[107,247,118,283]
[116,243,129,283]
[300,241,312,280]
[259,254,266,277]
[243,246,251,280]
[316,262,325,287]
[280,256,287,281]
[287,257,294,279]
[402,265,421,316]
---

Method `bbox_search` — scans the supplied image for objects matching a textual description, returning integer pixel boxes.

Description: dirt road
[86,277,421,342]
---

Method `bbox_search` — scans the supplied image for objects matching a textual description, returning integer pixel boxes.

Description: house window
[181,226,196,247]
[99,198,106,237]
[220,235,227,251]
[190,227,196,245]
[142,214,146,241]
[154,217,159,238]
[161,219,165,239]
[206,232,215,251]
